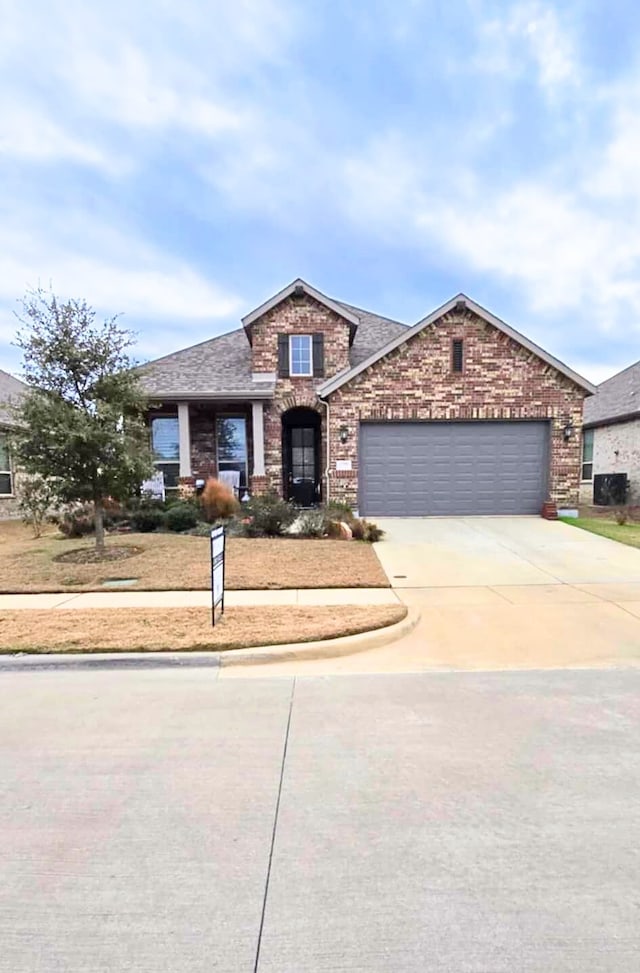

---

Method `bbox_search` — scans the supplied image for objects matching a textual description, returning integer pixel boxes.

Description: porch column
[177,402,191,477]
[252,400,265,476]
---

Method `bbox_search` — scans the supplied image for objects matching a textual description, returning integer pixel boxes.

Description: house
[0,368,27,519]
[580,360,640,506]
[138,279,595,517]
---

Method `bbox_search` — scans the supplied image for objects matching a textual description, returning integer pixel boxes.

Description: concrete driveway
[373,516,640,588]
[1,666,638,972]
[225,518,640,676]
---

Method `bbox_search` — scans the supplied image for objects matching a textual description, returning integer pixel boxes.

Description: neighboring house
[580,360,640,506]
[139,279,595,517]
[0,368,27,519]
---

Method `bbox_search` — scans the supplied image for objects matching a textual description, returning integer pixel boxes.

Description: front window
[581,428,594,481]
[217,416,248,492]
[289,334,312,376]
[151,416,180,489]
[0,433,12,495]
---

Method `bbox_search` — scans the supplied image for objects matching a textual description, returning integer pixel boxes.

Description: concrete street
[1,666,639,971]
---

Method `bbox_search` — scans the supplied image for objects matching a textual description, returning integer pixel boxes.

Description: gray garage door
[359,421,549,516]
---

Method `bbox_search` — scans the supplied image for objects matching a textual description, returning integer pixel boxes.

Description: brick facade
[325,308,585,509]
[579,417,640,506]
[250,294,350,497]
[150,293,588,513]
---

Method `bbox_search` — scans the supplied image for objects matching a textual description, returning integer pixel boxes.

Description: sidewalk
[0,588,399,610]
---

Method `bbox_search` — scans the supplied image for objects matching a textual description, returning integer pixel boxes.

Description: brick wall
[327,308,586,509]
[251,295,350,495]
[579,418,640,505]
[0,495,19,520]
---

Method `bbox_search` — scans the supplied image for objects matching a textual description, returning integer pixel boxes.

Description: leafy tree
[11,288,152,553]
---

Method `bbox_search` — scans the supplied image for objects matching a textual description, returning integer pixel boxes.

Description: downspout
[319,395,330,504]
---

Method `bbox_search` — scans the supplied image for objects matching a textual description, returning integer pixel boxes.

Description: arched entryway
[281,407,322,506]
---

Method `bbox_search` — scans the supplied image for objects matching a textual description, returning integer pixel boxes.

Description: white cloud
[0,216,243,351]
[475,1,579,93]
[0,101,123,174]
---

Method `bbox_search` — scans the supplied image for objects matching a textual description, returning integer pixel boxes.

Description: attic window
[452,338,464,373]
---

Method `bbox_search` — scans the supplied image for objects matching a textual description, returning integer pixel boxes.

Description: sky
[1,0,639,384]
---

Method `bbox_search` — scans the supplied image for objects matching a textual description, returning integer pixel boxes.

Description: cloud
[474,1,580,92]
[0,213,243,356]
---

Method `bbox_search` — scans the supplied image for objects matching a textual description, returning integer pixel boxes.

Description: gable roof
[0,368,27,427]
[138,296,407,400]
[242,278,360,343]
[583,359,640,428]
[318,293,596,397]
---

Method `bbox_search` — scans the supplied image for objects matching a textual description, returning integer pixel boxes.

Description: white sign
[141,471,165,501]
[210,526,226,625]
[336,459,352,472]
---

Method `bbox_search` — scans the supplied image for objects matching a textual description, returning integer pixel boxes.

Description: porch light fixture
[562,419,575,442]
[339,425,349,444]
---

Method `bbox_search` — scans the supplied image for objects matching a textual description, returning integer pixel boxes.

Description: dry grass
[0,605,406,654]
[0,520,389,592]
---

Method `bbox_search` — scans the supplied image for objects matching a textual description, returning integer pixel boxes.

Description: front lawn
[561,516,640,550]
[0,605,405,653]
[0,521,389,592]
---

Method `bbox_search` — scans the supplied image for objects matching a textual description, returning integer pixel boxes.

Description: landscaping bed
[0,521,389,592]
[0,605,406,653]
[562,516,640,551]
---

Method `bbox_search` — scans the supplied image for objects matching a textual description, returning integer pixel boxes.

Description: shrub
[347,517,384,542]
[350,518,366,541]
[325,519,344,539]
[201,477,239,522]
[323,500,354,524]
[363,520,385,543]
[241,492,297,537]
[614,507,629,526]
[165,502,198,532]
[57,503,95,538]
[130,506,165,533]
[190,521,217,537]
[18,474,57,538]
[296,510,327,538]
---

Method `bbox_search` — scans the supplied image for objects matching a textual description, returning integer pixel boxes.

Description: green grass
[561,517,640,550]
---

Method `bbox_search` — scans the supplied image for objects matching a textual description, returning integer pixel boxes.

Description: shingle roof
[0,369,26,426]
[335,300,408,365]
[138,299,408,398]
[583,360,640,427]
[137,328,274,398]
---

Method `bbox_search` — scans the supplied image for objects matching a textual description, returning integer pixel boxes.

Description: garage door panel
[359,421,549,516]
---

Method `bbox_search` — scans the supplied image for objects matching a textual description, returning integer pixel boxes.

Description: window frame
[289,334,313,377]
[581,427,594,482]
[451,338,464,374]
[216,414,248,490]
[150,414,180,491]
[0,431,13,496]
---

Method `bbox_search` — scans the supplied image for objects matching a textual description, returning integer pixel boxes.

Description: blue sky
[1,0,639,383]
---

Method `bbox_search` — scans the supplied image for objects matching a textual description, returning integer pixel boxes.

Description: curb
[0,610,419,671]
[219,608,420,668]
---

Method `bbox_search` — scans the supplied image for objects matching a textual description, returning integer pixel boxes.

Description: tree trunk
[94,498,106,553]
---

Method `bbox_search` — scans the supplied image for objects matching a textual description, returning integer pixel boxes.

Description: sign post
[210,526,226,627]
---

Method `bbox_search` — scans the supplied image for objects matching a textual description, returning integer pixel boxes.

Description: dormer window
[289,334,313,376]
[278,332,324,378]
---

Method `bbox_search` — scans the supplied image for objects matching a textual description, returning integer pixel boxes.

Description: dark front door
[283,411,321,506]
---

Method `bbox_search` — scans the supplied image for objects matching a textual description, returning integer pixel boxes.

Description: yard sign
[210,526,226,626]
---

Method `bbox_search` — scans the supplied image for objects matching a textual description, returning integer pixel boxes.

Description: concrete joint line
[254,678,295,973]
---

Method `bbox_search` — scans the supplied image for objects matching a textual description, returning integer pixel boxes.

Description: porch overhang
[143,388,275,402]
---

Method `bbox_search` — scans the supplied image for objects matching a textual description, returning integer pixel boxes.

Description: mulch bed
[53,545,143,565]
